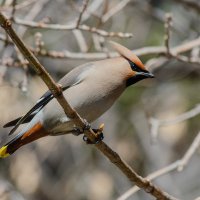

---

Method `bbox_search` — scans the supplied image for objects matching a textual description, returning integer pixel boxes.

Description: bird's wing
[4,63,92,135]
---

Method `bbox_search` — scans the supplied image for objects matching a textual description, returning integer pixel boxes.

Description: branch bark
[117,131,200,200]
[0,12,179,200]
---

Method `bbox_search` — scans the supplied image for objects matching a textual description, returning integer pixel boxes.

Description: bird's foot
[72,119,91,136]
[83,123,104,144]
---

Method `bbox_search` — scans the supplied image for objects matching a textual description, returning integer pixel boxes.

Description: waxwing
[0,41,154,158]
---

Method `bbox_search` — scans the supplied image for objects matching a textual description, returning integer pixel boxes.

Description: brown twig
[10,0,17,21]
[76,0,90,28]
[72,0,106,52]
[147,14,200,70]
[164,13,172,56]
[117,131,200,200]
[73,0,91,52]
[13,17,133,38]
[0,30,200,61]
[0,12,179,200]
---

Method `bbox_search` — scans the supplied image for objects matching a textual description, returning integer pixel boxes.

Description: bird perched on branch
[0,41,154,158]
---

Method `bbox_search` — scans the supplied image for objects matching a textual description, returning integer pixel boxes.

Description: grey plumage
[1,41,154,157]
[43,57,129,135]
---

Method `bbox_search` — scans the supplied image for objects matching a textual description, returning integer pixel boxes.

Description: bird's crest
[109,41,146,71]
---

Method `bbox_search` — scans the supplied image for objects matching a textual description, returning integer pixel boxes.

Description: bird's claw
[83,132,104,144]
[83,119,91,130]
[73,119,91,136]
[83,123,104,144]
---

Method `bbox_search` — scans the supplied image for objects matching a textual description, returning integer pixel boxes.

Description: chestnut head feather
[109,41,154,86]
[109,41,146,71]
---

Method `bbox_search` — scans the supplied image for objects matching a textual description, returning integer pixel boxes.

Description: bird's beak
[136,71,154,78]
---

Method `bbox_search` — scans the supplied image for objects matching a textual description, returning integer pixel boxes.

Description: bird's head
[110,41,154,87]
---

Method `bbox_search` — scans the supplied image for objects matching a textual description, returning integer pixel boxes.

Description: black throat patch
[126,75,147,87]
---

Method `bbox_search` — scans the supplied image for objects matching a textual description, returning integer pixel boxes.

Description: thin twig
[15,0,50,36]
[149,104,200,141]
[0,0,36,11]
[101,0,131,23]
[177,132,200,171]
[76,0,90,28]
[164,14,200,65]
[0,27,199,60]
[73,0,90,52]
[72,0,103,52]
[164,13,172,56]
[0,0,50,89]
[117,131,200,200]
[0,12,179,200]
[10,0,17,21]
[34,32,44,54]
[147,14,200,70]
[13,17,133,38]
[70,0,103,23]
[0,32,200,63]
[15,48,29,93]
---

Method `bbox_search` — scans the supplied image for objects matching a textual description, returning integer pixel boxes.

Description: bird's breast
[74,83,125,122]
[43,80,125,134]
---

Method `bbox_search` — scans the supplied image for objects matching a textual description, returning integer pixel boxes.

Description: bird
[0,41,154,158]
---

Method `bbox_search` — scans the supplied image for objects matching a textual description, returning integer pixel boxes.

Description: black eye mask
[126,58,148,73]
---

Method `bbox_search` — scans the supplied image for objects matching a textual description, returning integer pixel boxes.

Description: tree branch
[76,0,90,28]
[164,13,172,56]
[0,12,179,200]
[149,104,200,142]
[117,131,200,200]
[13,17,133,38]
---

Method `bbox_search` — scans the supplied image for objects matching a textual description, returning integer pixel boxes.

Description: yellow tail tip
[0,145,10,158]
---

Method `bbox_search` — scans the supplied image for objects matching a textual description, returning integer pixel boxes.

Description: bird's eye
[130,62,139,71]
[124,57,148,73]
[127,59,145,72]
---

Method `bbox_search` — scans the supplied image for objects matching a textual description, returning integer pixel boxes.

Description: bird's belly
[77,99,112,122]
[48,96,116,135]
[43,85,124,135]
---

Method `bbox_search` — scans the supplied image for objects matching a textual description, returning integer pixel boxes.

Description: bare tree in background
[0,1,200,200]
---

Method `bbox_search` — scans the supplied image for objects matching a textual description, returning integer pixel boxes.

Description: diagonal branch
[1,32,200,61]
[0,12,178,200]
[164,13,172,56]
[149,104,200,142]
[76,0,90,28]
[117,131,200,200]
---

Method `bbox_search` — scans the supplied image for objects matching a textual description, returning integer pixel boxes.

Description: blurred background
[0,0,200,200]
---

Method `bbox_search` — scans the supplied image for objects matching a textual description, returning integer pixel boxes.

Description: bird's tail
[0,122,48,158]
